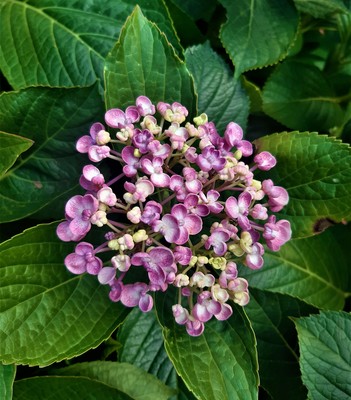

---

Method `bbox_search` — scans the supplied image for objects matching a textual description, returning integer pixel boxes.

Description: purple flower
[186,319,204,337]
[196,146,226,172]
[262,179,289,212]
[121,146,142,177]
[183,167,202,194]
[79,165,105,192]
[140,201,162,225]
[184,194,209,216]
[132,129,154,154]
[136,96,155,116]
[192,291,222,322]
[199,190,223,213]
[88,145,111,162]
[120,282,153,312]
[58,194,99,241]
[157,101,188,123]
[174,246,193,265]
[172,304,190,325]
[64,242,103,275]
[76,122,105,153]
[245,242,264,269]
[263,216,292,251]
[105,106,140,129]
[254,151,277,171]
[165,123,189,150]
[205,229,230,256]
[141,157,170,187]
[169,204,203,245]
[224,122,253,156]
[132,247,176,290]
[225,192,253,230]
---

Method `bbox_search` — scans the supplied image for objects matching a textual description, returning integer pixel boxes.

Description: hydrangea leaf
[241,224,350,310]
[155,290,259,400]
[0,85,104,223]
[0,132,33,177]
[0,0,180,89]
[293,0,348,18]
[104,6,196,117]
[118,309,177,390]
[0,222,129,367]
[254,131,351,238]
[0,363,16,400]
[262,61,345,132]
[48,361,176,400]
[294,311,351,400]
[245,289,317,400]
[13,377,133,400]
[219,0,299,77]
[185,42,250,132]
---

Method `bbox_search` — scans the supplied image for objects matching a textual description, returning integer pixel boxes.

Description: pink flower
[196,146,226,172]
[132,129,153,153]
[205,229,230,256]
[120,283,153,312]
[184,194,209,216]
[140,201,162,225]
[263,216,292,251]
[186,319,204,336]
[165,123,189,150]
[199,190,223,213]
[192,291,221,322]
[174,246,192,265]
[105,106,140,129]
[124,178,154,203]
[262,179,289,212]
[121,146,142,177]
[254,151,277,171]
[141,157,170,187]
[76,122,105,153]
[79,165,105,192]
[170,204,203,245]
[132,247,176,290]
[245,242,265,269]
[172,304,190,325]
[157,101,188,123]
[64,242,102,275]
[224,122,253,156]
[225,192,253,230]
[136,96,155,116]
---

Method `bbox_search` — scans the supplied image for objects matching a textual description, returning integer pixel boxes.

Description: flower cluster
[57,96,291,336]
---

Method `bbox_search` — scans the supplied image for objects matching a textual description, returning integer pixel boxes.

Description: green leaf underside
[0,364,16,400]
[104,6,196,116]
[294,311,351,399]
[241,224,350,310]
[0,0,181,89]
[0,133,33,178]
[49,361,175,400]
[254,131,351,238]
[293,0,348,18]
[245,289,317,399]
[219,0,299,77]
[262,61,344,132]
[185,42,250,132]
[155,289,259,400]
[0,223,129,366]
[118,309,177,389]
[0,85,104,223]
[13,376,133,400]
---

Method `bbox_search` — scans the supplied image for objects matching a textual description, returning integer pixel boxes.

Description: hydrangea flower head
[57,96,291,336]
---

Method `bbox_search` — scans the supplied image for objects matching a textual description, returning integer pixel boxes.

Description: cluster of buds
[57,96,291,336]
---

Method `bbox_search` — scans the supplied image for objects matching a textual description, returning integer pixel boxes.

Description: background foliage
[0,0,350,399]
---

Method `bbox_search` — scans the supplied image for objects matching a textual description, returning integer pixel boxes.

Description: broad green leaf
[0,85,104,223]
[293,0,348,18]
[262,61,344,132]
[0,0,181,89]
[49,361,175,400]
[0,222,129,367]
[245,289,317,400]
[219,0,299,77]
[294,311,351,400]
[104,6,196,116]
[241,224,350,310]
[0,132,33,177]
[13,376,133,400]
[254,131,351,237]
[118,309,176,389]
[0,363,16,400]
[185,42,250,132]
[168,0,217,21]
[155,290,259,400]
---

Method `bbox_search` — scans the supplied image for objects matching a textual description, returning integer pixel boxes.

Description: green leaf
[0,0,181,89]
[245,289,317,400]
[155,290,259,400]
[219,0,299,77]
[185,42,250,132]
[0,85,104,223]
[0,363,16,400]
[104,6,196,116]
[262,61,344,132]
[293,0,348,18]
[294,311,351,400]
[0,222,129,367]
[241,224,350,310]
[118,309,176,389]
[254,131,351,237]
[13,376,133,400]
[49,361,175,400]
[0,132,33,177]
